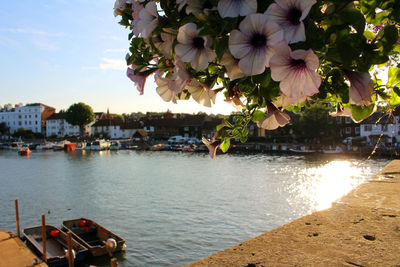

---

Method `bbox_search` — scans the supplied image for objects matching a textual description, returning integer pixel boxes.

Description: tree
[65,102,94,136]
[0,122,9,135]
[294,104,338,142]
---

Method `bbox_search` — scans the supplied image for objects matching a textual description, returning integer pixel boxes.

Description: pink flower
[186,79,216,107]
[175,23,215,71]
[132,2,144,37]
[270,42,321,101]
[220,52,245,80]
[126,64,151,95]
[229,13,284,75]
[136,1,158,38]
[256,103,290,130]
[264,0,316,44]
[344,71,374,107]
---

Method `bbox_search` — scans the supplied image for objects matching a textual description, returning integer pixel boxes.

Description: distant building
[359,112,399,144]
[91,119,143,139]
[0,103,55,134]
[46,112,90,137]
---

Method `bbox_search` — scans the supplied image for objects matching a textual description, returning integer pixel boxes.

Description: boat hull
[62,218,125,257]
[23,225,88,267]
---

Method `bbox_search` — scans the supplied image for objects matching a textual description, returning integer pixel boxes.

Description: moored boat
[23,225,88,266]
[110,140,122,150]
[289,146,317,154]
[18,146,31,156]
[91,140,110,151]
[62,218,126,257]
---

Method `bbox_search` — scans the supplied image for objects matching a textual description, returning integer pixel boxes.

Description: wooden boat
[23,225,88,266]
[62,218,126,257]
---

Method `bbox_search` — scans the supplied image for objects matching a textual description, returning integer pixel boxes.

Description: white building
[359,112,400,144]
[46,112,93,137]
[0,103,55,134]
[91,119,143,139]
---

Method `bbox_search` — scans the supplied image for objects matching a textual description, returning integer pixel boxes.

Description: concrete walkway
[187,160,400,267]
[0,230,47,267]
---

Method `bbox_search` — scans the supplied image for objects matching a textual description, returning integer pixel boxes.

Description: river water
[0,150,389,266]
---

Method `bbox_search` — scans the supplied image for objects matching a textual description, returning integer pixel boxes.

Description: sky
[0,0,236,115]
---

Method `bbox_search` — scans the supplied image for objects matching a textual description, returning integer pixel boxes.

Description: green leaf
[216,123,226,132]
[389,87,400,106]
[387,67,400,87]
[252,110,266,122]
[340,8,366,35]
[220,138,230,153]
[350,104,375,122]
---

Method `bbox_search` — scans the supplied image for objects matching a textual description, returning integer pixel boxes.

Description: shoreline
[186,160,400,266]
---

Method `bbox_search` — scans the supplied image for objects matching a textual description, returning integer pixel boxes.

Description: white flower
[217,0,257,18]
[225,95,244,110]
[186,79,216,107]
[270,42,321,101]
[132,1,144,37]
[273,93,307,108]
[264,0,316,44]
[155,73,181,103]
[229,13,284,75]
[257,104,290,130]
[175,23,215,71]
[344,71,374,107]
[220,52,245,80]
[186,0,216,16]
[153,31,175,59]
[136,1,158,38]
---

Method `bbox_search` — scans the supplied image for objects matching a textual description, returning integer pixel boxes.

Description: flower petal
[229,30,252,59]
[175,44,197,62]
[177,23,200,44]
[238,47,268,75]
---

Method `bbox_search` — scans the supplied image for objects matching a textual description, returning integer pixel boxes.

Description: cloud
[32,39,58,51]
[104,48,127,54]
[82,58,127,71]
[6,28,64,37]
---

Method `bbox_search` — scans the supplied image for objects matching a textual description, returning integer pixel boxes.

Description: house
[91,119,143,139]
[46,112,93,137]
[359,112,399,144]
[0,103,55,134]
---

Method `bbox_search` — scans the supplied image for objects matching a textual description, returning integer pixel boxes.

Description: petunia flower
[186,79,216,107]
[132,1,144,37]
[264,0,316,44]
[136,1,158,38]
[175,23,215,71]
[225,95,245,110]
[273,93,307,108]
[202,137,219,160]
[257,103,290,130]
[153,31,176,59]
[220,52,245,80]
[155,72,182,103]
[127,64,151,95]
[344,71,374,107]
[217,0,257,18]
[114,0,131,17]
[186,0,216,16]
[269,42,321,101]
[229,13,284,75]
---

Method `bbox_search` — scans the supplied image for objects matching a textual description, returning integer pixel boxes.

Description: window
[364,125,372,131]
[355,127,360,134]
[345,117,351,124]
[24,121,27,125]
[345,127,351,134]
[29,121,31,125]
[336,117,341,123]
[18,115,21,119]
[29,115,31,118]
[35,114,37,118]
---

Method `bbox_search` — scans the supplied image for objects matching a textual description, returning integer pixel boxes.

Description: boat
[10,141,24,150]
[37,141,55,150]
[322,146,344,154]
[110,140,122,150]
[62,218,126,257]
[23,225,88,266]
[76,142,86,150]
[91,140,110,151]
[289,146,317,154]
[18,146,31,156]
[53,140,70,151]
[64,143,77,152]
[149,143,166,151]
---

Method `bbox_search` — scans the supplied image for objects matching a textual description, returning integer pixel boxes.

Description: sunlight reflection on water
[287,160,373,212]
